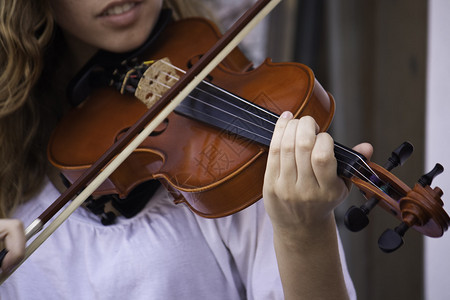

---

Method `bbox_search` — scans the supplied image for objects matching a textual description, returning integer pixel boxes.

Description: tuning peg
[378,222,409,253]
[344,206,369,232]
[384,142,414,171]
[377,165,443,253]
[418,163,444,186]
[344,197,378,232]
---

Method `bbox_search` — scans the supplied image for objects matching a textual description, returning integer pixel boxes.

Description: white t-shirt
[0,179,356,299]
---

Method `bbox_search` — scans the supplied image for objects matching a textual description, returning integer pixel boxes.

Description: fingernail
[281,111,293,119]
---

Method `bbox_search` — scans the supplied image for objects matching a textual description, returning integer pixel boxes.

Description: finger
[311,133,343,191]
[0,220,25,272]
[265,111,293,181]
[278,118,301,183]
[294,116,319,186]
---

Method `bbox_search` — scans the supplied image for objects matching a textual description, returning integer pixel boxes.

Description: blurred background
[204,0,450,299]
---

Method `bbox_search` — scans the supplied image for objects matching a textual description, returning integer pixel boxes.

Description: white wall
[425,1,450,299]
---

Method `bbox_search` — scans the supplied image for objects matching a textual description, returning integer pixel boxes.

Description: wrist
[272,212,338,251]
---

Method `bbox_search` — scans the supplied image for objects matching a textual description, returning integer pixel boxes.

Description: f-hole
[187,54,214,82]
[115,118,169,142]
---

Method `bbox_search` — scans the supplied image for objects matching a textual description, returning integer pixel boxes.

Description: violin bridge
[135,57,179,108]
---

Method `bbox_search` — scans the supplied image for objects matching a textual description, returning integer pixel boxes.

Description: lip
[97,1,143,27]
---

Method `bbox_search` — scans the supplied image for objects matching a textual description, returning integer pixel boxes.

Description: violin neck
[174,80,277,146]
[174,80,367,179]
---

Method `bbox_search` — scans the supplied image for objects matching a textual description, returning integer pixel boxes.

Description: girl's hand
[263,112,373,232]
[0,219,25,273]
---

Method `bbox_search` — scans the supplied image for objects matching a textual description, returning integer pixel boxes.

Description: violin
[48,15,449,252]
[0,0,448,283]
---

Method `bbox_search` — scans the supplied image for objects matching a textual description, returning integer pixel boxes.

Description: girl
[0,0,371,298]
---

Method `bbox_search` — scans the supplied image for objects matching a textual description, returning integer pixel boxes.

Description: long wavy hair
[0,0,54,218]
[0,0,211,218]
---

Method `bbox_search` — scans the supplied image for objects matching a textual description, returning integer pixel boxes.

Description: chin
[104,30,152,53]
[106,42,145,53]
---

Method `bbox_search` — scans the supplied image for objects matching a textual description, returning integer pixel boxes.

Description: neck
[62,32,98,76]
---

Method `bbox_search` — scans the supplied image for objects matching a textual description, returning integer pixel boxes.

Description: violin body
[48,18,334,218]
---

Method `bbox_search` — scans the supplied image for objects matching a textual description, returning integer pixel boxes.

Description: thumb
[353,142,373,161]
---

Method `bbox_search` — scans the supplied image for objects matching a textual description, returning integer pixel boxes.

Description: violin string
[160,59,279,121]
[334,150,381,184]
[176,98,274,134]
[142,69,275,134]
[153,66,378,168]
[152,65,384,184]
[154,64,380,178]
[334,143,381,182]
[335,158,383,190]
[175,102,273,143]
[189,83,277,128]
[334,145,403,199]
[173,98,400,201]
[143,61,402,199]
[159,70,277,128]
[162,86,397,197]
[333,144,404,198]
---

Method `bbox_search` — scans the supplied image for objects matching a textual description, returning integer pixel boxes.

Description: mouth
[100,2,138,17]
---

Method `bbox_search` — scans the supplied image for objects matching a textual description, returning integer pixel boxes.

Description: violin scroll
[344,142,449,253]
[378,163,446,252]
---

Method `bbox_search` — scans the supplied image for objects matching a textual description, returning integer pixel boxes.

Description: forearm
[272,213,350,300]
